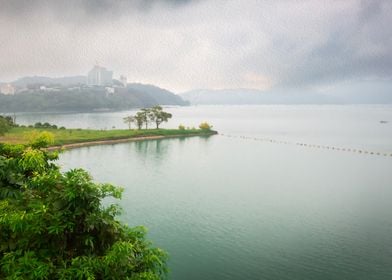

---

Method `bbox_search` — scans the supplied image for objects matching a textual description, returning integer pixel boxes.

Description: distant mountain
[12,76,87,87]
[180,88,339,105]
[181,83,392,105]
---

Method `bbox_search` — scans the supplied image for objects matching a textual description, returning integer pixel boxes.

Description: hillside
[0,83,188,113]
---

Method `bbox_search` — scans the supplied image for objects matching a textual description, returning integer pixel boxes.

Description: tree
[149,106,172,129]
[0,116,15,127]
[123,116,135,130]
[0,136,167,279]
[0,118,10,136]
[141,108,151,129]
[134,112,146,130]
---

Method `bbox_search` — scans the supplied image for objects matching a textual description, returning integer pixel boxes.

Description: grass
[0,127,216,146]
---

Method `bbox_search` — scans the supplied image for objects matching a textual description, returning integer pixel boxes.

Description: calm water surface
[18,105,392,279]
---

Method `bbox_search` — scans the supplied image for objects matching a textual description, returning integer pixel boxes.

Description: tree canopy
[0,116,15,136]
[0,134,167,279]
[124,107,172,130]
[0,118,10,136]
[149,106,172,129]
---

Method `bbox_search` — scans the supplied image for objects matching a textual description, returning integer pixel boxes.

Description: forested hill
[0,84,188,113]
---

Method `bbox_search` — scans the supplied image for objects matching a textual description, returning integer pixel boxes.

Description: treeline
[0,116,64,136]
[123,106,214,132]
[0,85,188,113]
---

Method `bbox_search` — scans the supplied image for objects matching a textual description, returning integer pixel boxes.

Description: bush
[178,124,185,130]
[26,131,55,149]
[0,142,167,279]
[199,122,213,131]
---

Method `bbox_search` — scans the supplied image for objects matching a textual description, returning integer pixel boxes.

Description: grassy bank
[0,127,217,147]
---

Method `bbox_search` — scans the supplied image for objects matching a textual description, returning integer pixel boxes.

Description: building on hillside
[87,65,113,86]
[120,75,127,87]
[0,84,15,95]
[105,87,115,95]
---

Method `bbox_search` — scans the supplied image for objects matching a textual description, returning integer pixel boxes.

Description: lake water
[16,105,392,279]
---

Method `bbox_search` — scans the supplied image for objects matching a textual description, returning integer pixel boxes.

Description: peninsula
[0,127,217,150]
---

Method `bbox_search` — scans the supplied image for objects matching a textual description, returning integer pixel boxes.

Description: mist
[1,0,391,94]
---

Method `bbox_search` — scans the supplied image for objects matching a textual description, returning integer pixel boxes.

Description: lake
[16,105,392,279]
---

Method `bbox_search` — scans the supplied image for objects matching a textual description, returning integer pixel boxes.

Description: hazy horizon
[1,0,391,94]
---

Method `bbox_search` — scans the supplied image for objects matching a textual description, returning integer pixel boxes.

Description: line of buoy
[219,134,392,157]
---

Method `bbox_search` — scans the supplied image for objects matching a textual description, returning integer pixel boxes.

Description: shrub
[199,122,212,131]
[178,124,185,130]
[26,131,55,148]
[0,142,167,279]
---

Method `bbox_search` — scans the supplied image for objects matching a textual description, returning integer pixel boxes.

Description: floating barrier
[220,134,391,158]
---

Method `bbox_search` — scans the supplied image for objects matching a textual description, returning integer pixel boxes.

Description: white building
[105,87,115,94]
[0,84,15,95]
[120,75,127,87]
[87,65,113,86]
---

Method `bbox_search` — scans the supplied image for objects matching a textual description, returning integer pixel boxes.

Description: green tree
[134,112,146,130]
[0,116,15,128]
[0,118,10,136]
[0,138,167,279]
[140,108,151,129]
[149,106,172,129]
[123,116,135,130]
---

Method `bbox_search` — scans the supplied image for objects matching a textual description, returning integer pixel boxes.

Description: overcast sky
[0,0,391,92]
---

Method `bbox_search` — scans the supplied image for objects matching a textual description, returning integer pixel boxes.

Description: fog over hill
[0,76,188,113]
[181,81,392,105]
[11,76,87,87]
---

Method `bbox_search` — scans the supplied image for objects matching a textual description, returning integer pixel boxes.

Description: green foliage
[123,116,136,130]
[199,122,213,131]
[148,106,172,129]
[126,107,172,130]
[27,131,55,149]
[0,143,167,279]
[0,86,188,113]
[134,112,148,130]
[0,116,16,128]
[0,118,10,136]
[178,124,185,130]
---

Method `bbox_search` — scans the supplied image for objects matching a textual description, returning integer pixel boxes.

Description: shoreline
[46,131,218,151]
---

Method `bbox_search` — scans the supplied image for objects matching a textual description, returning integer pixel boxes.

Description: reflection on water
[134,140,169,161]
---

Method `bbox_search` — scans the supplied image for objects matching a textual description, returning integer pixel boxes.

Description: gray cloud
[0,0,391,92]
[0,0,199,17]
